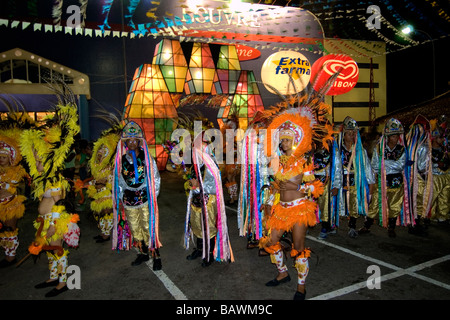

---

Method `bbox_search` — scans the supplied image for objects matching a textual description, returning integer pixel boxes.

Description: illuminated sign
[261,51,311,95]
[310,54,359,96]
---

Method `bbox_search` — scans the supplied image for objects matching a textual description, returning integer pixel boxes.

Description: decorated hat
[278,120,304,146]
[266,109,313,158]
[411,115,430,131]
[342,116,359,131]
[0,141,16,164]
[383,118,404,136]
[0,129,22,166]
[430,115,447,138]
[122,121,144,139]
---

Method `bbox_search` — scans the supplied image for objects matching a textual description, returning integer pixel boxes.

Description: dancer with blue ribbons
[334,117,375,239]
[112,121,162,270]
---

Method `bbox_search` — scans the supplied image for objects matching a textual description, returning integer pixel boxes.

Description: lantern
[123,64,178,170]
[212,45,242,95]
[153,39,188,94]
[217,70,264,130]
[184,43,218,94]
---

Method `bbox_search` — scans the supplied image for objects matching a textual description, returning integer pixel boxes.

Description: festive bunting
[0,1,444,57]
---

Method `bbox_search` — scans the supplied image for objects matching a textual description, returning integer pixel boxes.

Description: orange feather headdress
[266,109,313,159]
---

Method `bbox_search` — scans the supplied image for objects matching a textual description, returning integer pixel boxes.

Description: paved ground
[1,171,450,309]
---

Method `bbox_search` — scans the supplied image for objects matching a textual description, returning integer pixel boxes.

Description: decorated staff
[314,135,342,240]
[404,115,433,235]
[237,121,271,250]
[112,121,162,270]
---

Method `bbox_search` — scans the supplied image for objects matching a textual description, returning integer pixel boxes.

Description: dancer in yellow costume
[0,127,30,267]
[87,128,120,243]
[21,102,80,298]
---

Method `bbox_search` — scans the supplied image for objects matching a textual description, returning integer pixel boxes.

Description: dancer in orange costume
[260,105,332,300]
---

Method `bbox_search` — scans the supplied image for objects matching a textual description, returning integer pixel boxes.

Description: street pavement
[1,171,450,307]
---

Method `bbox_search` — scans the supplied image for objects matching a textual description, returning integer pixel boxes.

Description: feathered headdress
[0,129,22,167]
[0,95,36,167]
[251,76,336,153]
[89,106,123,176]
[266,109,314,159]
[430,115,447,139]
[19,80,80,199]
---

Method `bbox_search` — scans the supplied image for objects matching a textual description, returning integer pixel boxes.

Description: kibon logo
[261,51,311,95]
[310,54,359,96]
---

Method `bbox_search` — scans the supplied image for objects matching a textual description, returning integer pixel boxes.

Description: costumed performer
[184,131,234,267]
[87,126,120,243]
[260,107,328,301]
[429,116,449,223]
[112,121,162,270]
[20,102,81,298]
[332,117,375,238]
[0,127,30,267]
[366,118,407,237]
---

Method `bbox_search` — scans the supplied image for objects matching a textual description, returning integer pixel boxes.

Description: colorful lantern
[153,39,188,94]
[217,70,264,130]
[212,45,242,95]
[184,43,218,94]
[123,64,178,170]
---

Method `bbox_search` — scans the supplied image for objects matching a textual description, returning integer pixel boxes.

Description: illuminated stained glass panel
[153,39,188,93]
[184,43,219,94]
[217,71,264,130]
[212,45,241,95]
[217,45,241,70]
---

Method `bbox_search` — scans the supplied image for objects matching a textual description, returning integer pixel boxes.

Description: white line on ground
[133,220,449,300]
[307,236,450,299]
[133,248,188,300]
[307,235,401,270]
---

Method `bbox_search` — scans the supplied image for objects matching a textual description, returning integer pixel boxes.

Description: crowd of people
[0,94,448,300]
